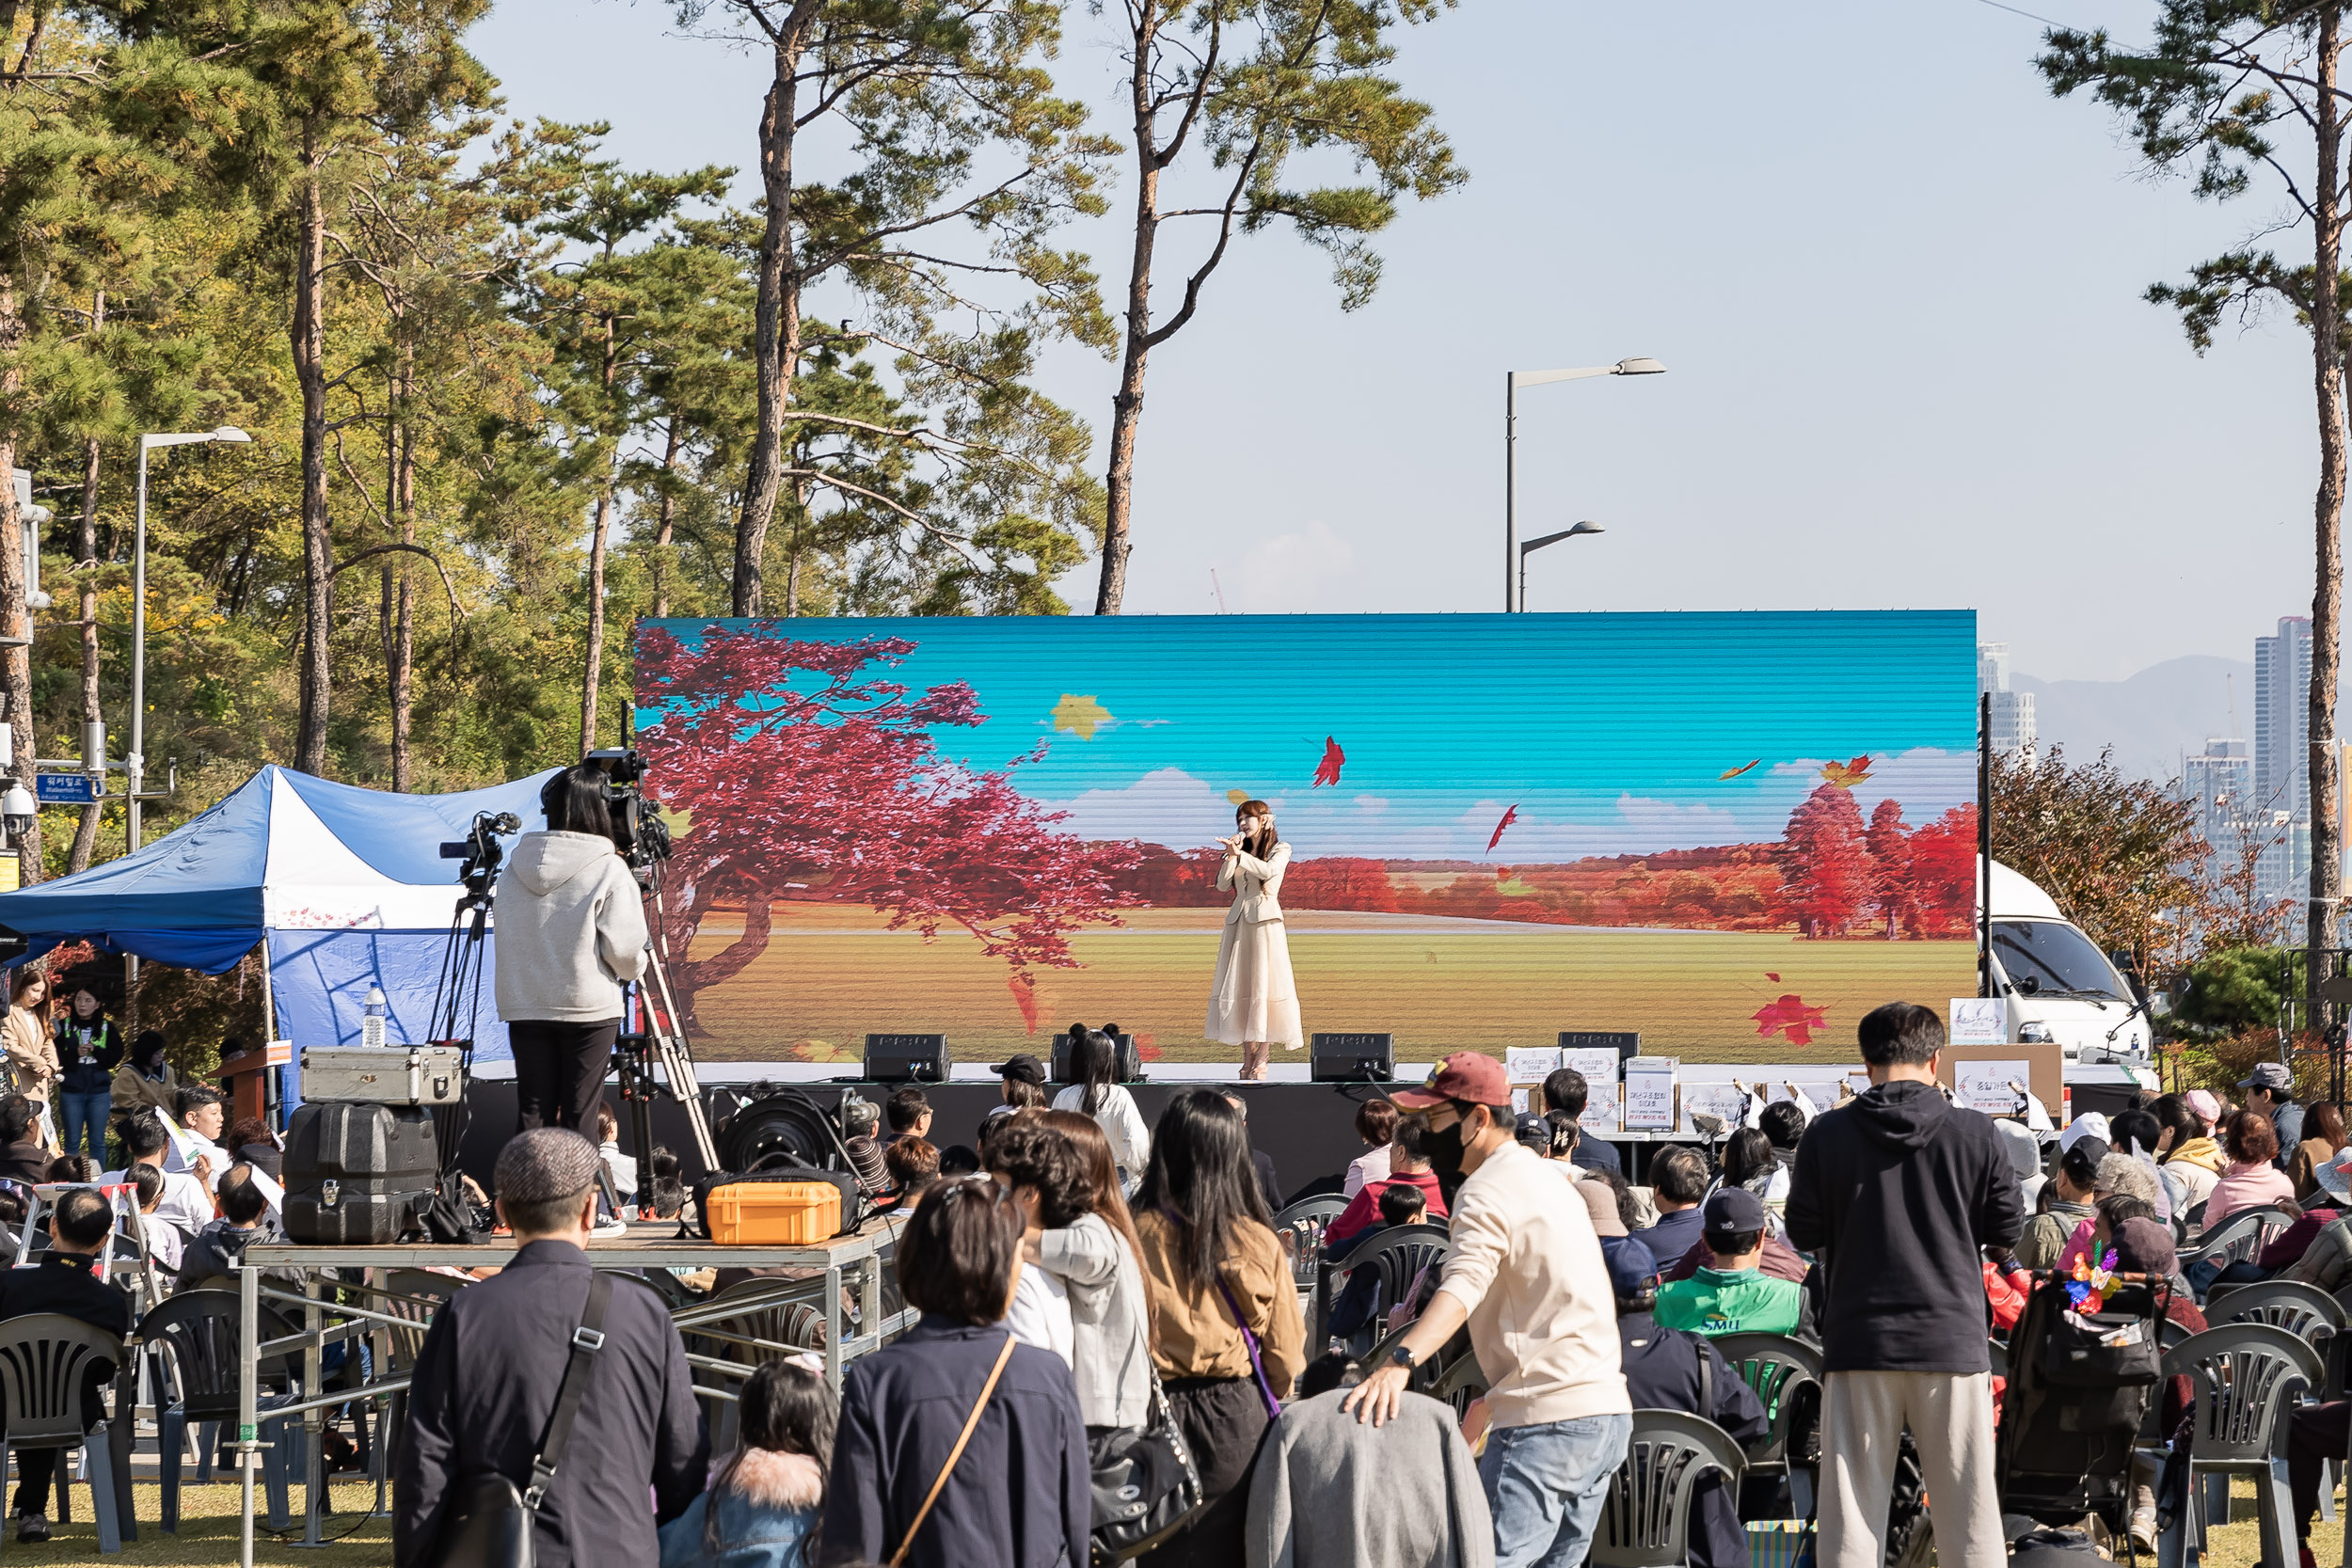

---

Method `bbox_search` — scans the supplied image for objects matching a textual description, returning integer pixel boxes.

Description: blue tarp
[0,765,555,1061]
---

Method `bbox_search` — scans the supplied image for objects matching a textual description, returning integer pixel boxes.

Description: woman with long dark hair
[1131,1089,1304,1567]
[53,986,120,1164]
[659,1358,834,1567]
[1037,1108,1156,1429]
[1050,1024,1150,1191]
[1207,800,1300,1081]
[493,763,648,1136]
[3,968,56,1111]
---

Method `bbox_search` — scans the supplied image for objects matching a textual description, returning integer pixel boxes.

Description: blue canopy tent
[0,766,554,1067]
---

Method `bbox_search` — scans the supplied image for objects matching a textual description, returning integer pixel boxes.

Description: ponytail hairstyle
[1069,1023,1118,1118]
[1235,800,1279,862]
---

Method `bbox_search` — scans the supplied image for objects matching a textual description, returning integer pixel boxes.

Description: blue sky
[473,0,2328,686]
[640,610,1979,859]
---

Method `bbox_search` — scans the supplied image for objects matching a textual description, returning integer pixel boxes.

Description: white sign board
[1950,997,2008,1048]
[1557,1049,1622,1132]
[1952,1057,2033,1117]
[1505,1047,1562,1085]
[1623,1057,1678,1132]
[1680,1084,1750,1136]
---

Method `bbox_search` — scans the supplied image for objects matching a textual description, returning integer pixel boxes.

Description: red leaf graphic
[1312,736,1346,788]
[1752,993,1828,1047]
[1765,972,1781,983]
[1486,804,1519,853]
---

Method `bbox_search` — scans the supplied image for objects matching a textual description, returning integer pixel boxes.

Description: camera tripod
[613,932,720,1182]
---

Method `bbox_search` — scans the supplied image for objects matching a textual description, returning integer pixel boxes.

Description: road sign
[33,772,96,805]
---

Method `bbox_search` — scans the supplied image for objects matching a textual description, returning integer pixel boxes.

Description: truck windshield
[1993,919,2123,1002]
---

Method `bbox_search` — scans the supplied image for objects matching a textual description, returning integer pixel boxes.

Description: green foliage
[1990,744,2204,973]
[2168,945,2296,1041]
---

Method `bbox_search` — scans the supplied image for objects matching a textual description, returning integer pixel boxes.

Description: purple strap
[1216,1276,1282,1420]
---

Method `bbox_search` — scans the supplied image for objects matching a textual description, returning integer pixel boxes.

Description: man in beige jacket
[1343,1052,1630,1568]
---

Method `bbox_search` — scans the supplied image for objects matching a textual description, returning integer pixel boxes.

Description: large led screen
[633,611,1979,1063]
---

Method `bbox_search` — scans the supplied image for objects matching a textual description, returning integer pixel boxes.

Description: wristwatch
[1389,1344,1415,1370]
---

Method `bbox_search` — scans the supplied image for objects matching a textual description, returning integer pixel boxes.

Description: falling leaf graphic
[1486,804,1519,853]
[1719,760,1762,780]
[1820,754,1874,788]
[1752,993,1829,1047]
[1227,788,1252,806]
[1051,694,1113,740]
[1764,972,1781,983]
[1312,736,1346,788]
[1009,974,1040,1035]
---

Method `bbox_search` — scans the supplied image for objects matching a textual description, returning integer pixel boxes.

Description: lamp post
[1504,357,1663,610]
[130,427,249,854]
[1518,521,1605,612]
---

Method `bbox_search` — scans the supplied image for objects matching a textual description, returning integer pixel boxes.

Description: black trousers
[2293,1398,2351,1540]
[11,1448,59,1516]
[508,1019,619,1136]
[1139,1375,1274,1568]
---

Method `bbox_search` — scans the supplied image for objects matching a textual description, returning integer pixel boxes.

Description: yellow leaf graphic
[1051,693,1113,740]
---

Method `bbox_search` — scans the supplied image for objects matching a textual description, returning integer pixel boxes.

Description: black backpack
[1994,1272,2168,1536]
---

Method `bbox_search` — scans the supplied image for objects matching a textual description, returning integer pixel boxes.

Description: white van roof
[1973,857,2066,923]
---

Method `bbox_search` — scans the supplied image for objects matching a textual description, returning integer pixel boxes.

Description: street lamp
[130,427,248,854]
[1518,520,1605,612]
[1504,357,1663,611]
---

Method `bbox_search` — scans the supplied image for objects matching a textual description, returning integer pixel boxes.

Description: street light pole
[1518,521,1605,612]
[129,427,249,855]
[1503,357,1665,610]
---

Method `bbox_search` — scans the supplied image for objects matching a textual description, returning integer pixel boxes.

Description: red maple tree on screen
[635,626,1140,1033]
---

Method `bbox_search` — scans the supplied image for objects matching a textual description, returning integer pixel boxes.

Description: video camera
[437,811,522,900]
[585,747,671,872]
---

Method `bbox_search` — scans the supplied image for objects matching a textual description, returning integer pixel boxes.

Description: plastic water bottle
[362,987,388,1050]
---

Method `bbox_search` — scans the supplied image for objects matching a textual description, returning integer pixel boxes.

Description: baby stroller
[1993,1268,2170,1554]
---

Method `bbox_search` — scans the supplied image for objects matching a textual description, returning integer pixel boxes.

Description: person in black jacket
[3,1187,132,1542]
[393,1129,707,1568]
[1610,1243,1768,1568]
[51,989,120,1168]
[822,1174,1090,1568]
[1785,1001,2023,1568]
[0,1095,49,1188]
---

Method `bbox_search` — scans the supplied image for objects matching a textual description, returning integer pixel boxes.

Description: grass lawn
[18,1481,391,1566]
[684,903,1976,1062]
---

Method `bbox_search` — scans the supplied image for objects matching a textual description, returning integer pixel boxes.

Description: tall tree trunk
[390,342,415,791]
[734,37,803,617]
[783,473,805,617]
[293,135,334,775]
[69,290,103,874]
[1096,6,1165,618]
[0,278,39,887]
[580,311,619,755]
[651,416,680,619]
[2312,6,2347,1021]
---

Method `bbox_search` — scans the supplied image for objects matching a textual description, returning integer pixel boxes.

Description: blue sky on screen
[638,610,1978,862]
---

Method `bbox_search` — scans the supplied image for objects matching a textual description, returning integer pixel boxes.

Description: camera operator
[494,763,648,1136]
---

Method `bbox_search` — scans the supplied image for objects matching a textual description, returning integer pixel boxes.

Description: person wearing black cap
[993,1052,1048,1102]
[2240,1062,2304,1170]
[1610,1238,1768,1568]
[394,1129,707,1568]
[1652,1188,1810,1338]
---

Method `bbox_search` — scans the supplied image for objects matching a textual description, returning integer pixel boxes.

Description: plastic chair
[2184,1207,2290,1273]
[2158,1322,2321,1568]
[1273,1195,1348,1298]
[1593,1409,1750,1568]
[1710,1331,1821,1519]
[2204,1276,2347,1342]
[135,1290,304,1534]
[1318,1222,1450,1351]
[0,1314,124,1553]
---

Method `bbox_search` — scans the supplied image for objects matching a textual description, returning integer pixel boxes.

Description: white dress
[1206,841,1303,1047]
[1051,1083,1152,1185]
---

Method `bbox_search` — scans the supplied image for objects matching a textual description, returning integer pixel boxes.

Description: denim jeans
[57,1092,108,1164]
[1479,1412,1632,1568]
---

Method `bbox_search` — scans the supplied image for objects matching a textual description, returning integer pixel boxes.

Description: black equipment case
[281,1102,441,1244]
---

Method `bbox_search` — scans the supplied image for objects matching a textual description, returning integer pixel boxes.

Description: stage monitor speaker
[864,1033,950,1083]
[1311,1032,1395,1084]
[1052,1031,1143,1084]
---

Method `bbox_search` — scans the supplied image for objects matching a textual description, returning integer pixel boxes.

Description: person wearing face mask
[1342,1053,1629,1568]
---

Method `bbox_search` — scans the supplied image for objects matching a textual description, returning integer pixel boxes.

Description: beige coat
[112,1060,178,1118]
[3,1007,56,1101]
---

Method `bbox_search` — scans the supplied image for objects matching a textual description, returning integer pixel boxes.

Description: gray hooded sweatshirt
[493,831,650,1022]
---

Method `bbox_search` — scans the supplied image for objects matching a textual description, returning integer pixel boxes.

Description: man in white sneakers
[1343,1051,1630,1568]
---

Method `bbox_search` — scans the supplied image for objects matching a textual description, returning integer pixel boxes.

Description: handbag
[889,1333,1017,1568]
[1087,1365,1204,1564]
[429,1271,614,1568]
[1214,1276,1283,1420]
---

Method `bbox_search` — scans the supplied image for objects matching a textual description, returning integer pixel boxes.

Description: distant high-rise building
[1978,641,2036,758]
[2254,616,2312,828]
[2181,737,2253,847]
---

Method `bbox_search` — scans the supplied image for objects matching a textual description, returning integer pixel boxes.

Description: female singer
[1206,800,1301,1081]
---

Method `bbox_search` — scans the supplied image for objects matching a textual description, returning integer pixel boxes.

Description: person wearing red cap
[1341,1051,1629,1568]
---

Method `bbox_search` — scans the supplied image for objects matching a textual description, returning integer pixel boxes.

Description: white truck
[1979,858,2161,1096]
